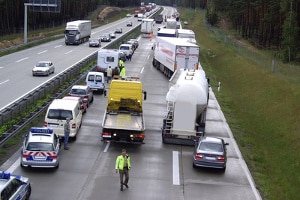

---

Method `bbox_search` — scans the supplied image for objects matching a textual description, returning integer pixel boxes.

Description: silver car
[32,61,55,76]
[193,136,229,171]
[20,127,60,169]
[89,38,101,47]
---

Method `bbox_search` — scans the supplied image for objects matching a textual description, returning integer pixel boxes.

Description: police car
[0,171,31,200]
[20,127,60,169]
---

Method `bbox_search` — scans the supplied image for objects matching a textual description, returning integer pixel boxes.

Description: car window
[106,56,115,62]
[120,46,129,50]
[37,63,48,67]
[47,109,73,120]
[1,178,23,200]
[199,142,223,152]
[88,75,95,81]
[71,89,86,95]
[26,142,54,151]
[95,75,102,82]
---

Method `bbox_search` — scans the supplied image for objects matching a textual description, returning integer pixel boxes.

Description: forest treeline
[0,0,299,62]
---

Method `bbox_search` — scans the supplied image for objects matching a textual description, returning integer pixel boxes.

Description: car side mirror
[143,91,147,100]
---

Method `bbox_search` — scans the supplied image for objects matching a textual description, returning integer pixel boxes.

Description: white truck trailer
[177,29,197,44]
[162,68,209,145]
[64,20,91,45]
[141,18,154,37]
[152,37,200,78]
[166,18,177,29]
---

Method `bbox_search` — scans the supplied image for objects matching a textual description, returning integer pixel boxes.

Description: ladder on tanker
[166,101,175,129]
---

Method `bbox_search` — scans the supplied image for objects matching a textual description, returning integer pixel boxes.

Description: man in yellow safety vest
[115,149,131,191]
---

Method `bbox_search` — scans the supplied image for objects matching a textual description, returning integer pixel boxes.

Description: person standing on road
[107,66,112,83]
[64,118,70,150]
[115,149,131,191]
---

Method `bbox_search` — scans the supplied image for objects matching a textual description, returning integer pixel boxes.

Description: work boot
[124,183,129,188]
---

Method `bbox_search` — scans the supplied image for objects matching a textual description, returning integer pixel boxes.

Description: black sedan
[193,136,229,172]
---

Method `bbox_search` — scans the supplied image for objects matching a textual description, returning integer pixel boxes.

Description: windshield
[36,62,49,67]
[199,142,223,152]
[26,142,54,151]
[47,109,73,120]
[71,89,86,95]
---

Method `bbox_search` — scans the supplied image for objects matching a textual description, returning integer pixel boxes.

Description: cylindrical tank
[166,69,208,116]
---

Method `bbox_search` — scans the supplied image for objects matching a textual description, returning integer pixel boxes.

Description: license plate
[205,156,216,160]
[34,156,46,160]
[49,124,58,127]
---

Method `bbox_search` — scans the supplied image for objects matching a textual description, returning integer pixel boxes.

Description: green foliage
[205,1,219,26]
[281,7,299,62]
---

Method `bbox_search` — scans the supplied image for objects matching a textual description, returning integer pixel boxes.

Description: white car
[32,61,55,76]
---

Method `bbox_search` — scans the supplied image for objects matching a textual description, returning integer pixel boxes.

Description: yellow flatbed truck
[101,76,147,143]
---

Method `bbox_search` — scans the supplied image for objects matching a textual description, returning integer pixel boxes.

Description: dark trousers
[119,168,129,187]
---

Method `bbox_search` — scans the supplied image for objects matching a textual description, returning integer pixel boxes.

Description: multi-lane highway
[0,7,262,200]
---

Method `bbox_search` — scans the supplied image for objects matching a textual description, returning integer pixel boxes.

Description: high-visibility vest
[120,68,126,76]
[115,154,131,170]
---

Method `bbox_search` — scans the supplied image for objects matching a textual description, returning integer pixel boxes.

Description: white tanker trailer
[162,68,209,145]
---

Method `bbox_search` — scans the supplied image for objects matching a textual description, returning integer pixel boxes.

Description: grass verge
[179,8,300,200]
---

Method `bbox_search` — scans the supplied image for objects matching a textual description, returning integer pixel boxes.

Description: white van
[86,71,105,93]
[44,99,83,139]
[119,44,133,58]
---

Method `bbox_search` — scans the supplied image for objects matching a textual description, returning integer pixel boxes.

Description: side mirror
[143,91,147,100]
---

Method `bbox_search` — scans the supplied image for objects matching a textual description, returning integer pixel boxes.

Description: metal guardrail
[0,22,142,147]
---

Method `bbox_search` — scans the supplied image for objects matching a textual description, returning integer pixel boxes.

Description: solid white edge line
[173,151,180,185]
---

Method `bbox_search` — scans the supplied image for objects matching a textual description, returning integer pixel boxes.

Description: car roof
[200,136,223,144]
[48,99,79,109]
[71,85,89,90]
[63,96,81,101]
[27,128,55,143]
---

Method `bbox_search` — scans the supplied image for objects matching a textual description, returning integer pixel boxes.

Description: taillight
[72,123,76,128]
[49,154,58,159]
[102,132,111,136]
[84,95,89,99]
[137,133,145,139]
[44,122,48,127]
[195,154,203,159]
[22,153,30,158]
[217,156,225,162]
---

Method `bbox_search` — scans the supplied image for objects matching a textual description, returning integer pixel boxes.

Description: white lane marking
[0,79,9,85]
[6,158,20,173]
[140,67,144,74]
[173,151,180,185]
[37,50,47,54]
[16,57,29,62]
[103,142,110,152]
[65,50,73,54]
[54,45,62,48]
[0,66,3,69]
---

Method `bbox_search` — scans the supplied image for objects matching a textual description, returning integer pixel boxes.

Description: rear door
[176,46,199,70]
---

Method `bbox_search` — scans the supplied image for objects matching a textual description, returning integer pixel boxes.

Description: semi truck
[64,20,91,45]
[141,18,154,37]
[101,76,147,143]
[162,68,209,145]
[152,37,200,78]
